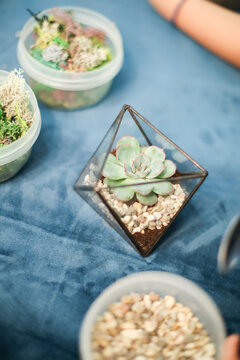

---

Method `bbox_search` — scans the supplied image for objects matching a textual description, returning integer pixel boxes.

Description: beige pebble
[103,311,114,322]
[145,343,160,357]
[127,205,137,215]
[133,202,143,214]
[149,292,160,302]
[147,214,155,221]
[132,227,141,234]
[144,319,158,332]
[143,294,152,308]
[138,215,146,223]
[121,329,144,340]
[125,311,135,321]
[106,319,118,329]
[132,302,145,313]
[148,221,155,229]
[153,211,162,220]
[120,322,136,330]
[93,352,102,360]
[102,347,114,358]
[164,295,176,309]
[177,312,186,322]
[204,343,216,357]
[121,295,133,304]
[122,215,131,224]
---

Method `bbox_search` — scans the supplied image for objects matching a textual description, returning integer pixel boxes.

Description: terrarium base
[97,180,186,253]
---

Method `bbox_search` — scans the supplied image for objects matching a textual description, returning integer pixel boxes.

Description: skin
[223,334,240,360]
[148,0,240,68]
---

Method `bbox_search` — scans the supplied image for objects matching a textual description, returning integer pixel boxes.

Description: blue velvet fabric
[0,0,240,359]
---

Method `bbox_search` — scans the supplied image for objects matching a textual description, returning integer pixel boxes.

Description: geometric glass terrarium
[74,105,208,257]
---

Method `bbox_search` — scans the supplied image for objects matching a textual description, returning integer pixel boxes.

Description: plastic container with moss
[0,70,41,183]
[17,7,123,110]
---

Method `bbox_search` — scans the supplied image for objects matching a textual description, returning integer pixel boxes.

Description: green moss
[52,36,68,48]
[30,12,112,71]
[0,103,28,145]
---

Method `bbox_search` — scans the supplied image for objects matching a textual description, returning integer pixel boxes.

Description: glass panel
[74,105,207,256]
[128,107,205,175]
[74,107,124,190]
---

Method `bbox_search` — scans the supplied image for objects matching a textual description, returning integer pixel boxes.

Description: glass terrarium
[74,105,208,257]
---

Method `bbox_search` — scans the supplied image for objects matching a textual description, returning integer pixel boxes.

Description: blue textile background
[0,0,240,359]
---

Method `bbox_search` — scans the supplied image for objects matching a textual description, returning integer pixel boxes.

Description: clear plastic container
[0,70,41,182]
[80,271,226,360]
[17,7,124,110]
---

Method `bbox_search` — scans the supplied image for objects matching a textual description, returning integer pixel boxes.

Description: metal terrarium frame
[74,105,208,257]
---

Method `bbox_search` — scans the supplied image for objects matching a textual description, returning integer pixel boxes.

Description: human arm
[148,0,240,68]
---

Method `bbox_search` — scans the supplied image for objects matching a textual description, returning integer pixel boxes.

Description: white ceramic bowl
[80,271,226,360]
[17,6,124,110]
[0,70,41,182]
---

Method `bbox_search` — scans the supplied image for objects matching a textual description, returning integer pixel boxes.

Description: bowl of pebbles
[79,271,226,360]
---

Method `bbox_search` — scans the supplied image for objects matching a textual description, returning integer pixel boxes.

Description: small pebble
[147,214,155,221]
[97,180,186,235]
[91,292,216,360]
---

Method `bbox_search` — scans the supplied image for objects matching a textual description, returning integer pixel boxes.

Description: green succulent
[102,136,176,206]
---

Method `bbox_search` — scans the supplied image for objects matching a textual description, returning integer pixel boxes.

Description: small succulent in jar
[102,136,176,205]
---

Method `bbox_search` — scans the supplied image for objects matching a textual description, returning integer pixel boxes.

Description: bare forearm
[149,0,240,68]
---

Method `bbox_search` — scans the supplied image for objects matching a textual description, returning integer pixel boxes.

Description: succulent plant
[102,136,176,206]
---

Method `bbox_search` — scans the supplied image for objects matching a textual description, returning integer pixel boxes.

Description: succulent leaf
[116,136,140,153]
[102,154,126,180]
[132,179,153,196]
[104,177,125,187]
[152,181,173,195]
[146,159,165,179]
[158,160,176,178]
[116,144,138,165]
[112,179,135,201]
[136,192,158,206]
[144,146,166,162]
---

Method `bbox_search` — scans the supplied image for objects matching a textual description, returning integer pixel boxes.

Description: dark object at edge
[208,0,240,11]
[218,214,240,273]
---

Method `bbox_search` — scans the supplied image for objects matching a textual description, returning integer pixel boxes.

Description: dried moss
[28,8,112,72]
[0,69,33,146]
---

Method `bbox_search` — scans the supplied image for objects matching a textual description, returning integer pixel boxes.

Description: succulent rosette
[102,136,176,205]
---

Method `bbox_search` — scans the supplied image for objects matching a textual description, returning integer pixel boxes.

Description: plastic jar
[0,70,41,183]
[80,271,226,360]
[17,7,124,110]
